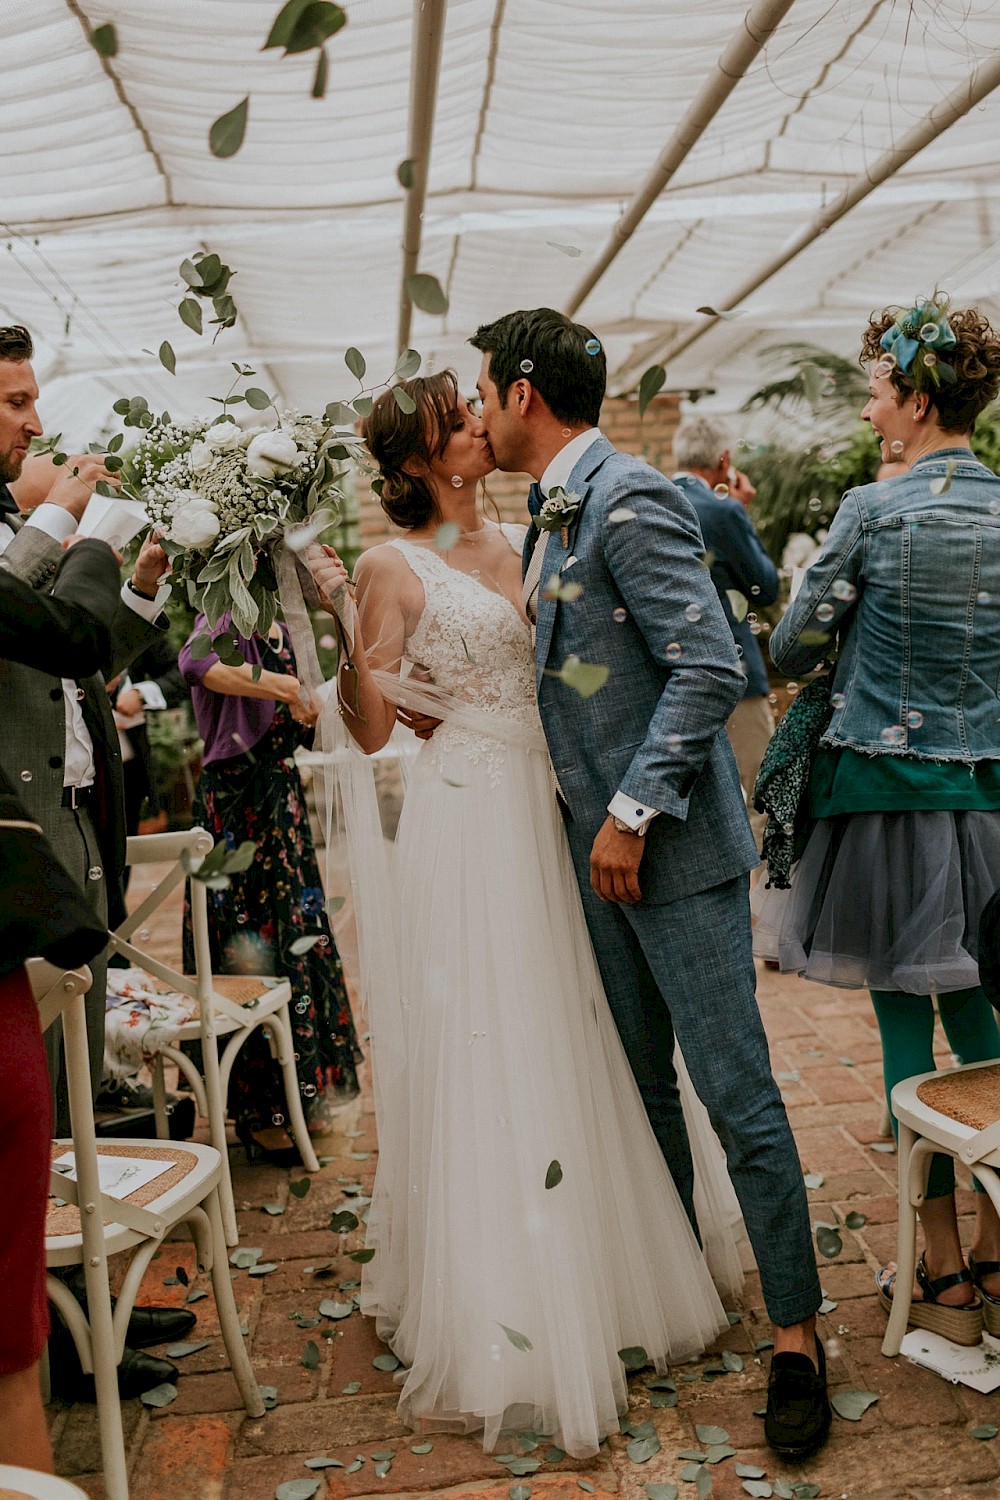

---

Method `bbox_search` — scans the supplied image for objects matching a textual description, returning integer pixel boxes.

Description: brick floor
[49,864,1000,1498]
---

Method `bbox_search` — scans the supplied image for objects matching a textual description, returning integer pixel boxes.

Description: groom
[470,308,829,1459]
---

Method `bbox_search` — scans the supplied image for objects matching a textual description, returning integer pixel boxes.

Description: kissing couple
[307,308,829,1461]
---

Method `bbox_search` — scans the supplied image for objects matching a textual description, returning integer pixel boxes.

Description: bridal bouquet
[122,404,359,643]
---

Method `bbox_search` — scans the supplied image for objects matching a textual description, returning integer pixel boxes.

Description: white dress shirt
[0,505,160,787]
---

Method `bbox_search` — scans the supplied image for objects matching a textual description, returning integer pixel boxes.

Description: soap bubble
[923,351,938,368]
[665,642,682,661]
[920,323,940,343]
[816,602,835,622]
[714,483,729,496]
[612,607,628,623]
[684,603,702,623]
[906,710,924,729]
[831,692,846,709]
[584,338,602,356]
[751,585,760,595]
[890,440,905,455]
[787,682,799,696]
[880,724,906,746]
[451,475,463,488]
[831,579,857,602]
[808,497,822,512]
[520,359,533,373]
[978,590,991,605]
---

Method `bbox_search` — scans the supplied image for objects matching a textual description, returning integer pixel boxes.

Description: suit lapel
[533,438,616,682]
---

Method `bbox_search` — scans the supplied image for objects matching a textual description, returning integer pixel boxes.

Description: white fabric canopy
[3,0,1000,442]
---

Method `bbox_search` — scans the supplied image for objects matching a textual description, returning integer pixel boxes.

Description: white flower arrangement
[123,407,359,642]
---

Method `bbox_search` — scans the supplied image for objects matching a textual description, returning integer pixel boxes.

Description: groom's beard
[0,447,24,483]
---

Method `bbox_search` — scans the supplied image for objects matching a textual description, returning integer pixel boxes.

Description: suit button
[19,770,32,782]
[50,687,62,701]
[49,755,63,769]
[76,687,86,701]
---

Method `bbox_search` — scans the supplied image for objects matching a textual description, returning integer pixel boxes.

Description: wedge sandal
[967,1253,1000,1338]
[876,1255,983,1346]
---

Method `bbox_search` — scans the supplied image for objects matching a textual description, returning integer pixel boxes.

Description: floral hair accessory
[879,294,958,390]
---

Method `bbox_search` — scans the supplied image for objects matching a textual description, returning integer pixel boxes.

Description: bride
[308,371,743,1457]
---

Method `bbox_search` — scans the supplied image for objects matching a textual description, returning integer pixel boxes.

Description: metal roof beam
[397,0,450,356]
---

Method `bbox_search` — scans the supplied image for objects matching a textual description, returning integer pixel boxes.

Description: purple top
[179,615,292,766]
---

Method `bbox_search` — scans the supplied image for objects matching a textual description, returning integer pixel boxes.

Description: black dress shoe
[58,1272,197,1349]
[49,1325,179,1403]
[764,1336,831,1459]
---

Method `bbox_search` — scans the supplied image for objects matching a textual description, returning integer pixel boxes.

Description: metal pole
[614,49,1000,389]
[563,0,802,319]
[397,0,450,355]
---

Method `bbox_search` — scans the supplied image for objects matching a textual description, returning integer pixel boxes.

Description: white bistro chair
[32,959,264,1500]
[0,1465,90,1498]
[881,1057,1000,1355]
[109,827,319,1244]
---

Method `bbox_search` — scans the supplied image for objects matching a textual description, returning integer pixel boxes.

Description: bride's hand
[289,690,320,729]
[309,544,352,613]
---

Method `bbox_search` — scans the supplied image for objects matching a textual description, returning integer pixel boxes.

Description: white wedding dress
[350,527,743,1458]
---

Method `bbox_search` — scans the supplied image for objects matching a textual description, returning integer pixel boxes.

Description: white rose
[170,499,220,549]
[204,420,242,452]
[188,440,214,472]
[246,430,300,479]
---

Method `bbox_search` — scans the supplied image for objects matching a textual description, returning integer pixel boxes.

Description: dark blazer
[0,523,165,927]
[0,539,121,675]
[672,472,779,698]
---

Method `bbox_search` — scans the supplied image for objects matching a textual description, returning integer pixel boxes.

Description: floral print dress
[183,633,361,1141]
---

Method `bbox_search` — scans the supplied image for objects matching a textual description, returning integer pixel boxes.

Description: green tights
[870,987,1000,1199]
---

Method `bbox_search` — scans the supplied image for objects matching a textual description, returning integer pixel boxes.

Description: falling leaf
[608,507,637,523]
[165,1340,212,1358]
[158,341,176,375]
[547,241,582,257]
[209,97,249,159]
[799,362,826,407]
[929,458,958,496]
[397,158,416,189]
[845,1211,867,1229]
[499,1323,533,1352]
[435,522,460,552]
[289,1178,312,1199]
[831,1389,879,1421]
[726,590,749,623]
[290,934,322,955]
[301,1340,320,1370]
[803,1173,825,1190]
[275,1482,320,1500]
[140,1382,178,1408]
[544,1160,563,1189]
[638,364,666,418]
[373,1352,401,1371]
[558,655,610,699]
[89,22,118,57]
[542,575,584,603]
[815,1225,843,1258]
[695,1425,730,1446]
[617,1345,648,1371]
[405,273,449,315]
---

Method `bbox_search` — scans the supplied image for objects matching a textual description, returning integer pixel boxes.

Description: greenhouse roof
[3,0,1000,441]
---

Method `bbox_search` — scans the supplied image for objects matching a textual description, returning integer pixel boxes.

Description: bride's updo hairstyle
[363,370,462,530]
[861,295,1000,434]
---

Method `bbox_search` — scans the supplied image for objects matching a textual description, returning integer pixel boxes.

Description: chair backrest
[26,959,92,1037]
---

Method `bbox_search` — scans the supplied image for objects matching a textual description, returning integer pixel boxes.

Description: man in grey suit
[471,309,829,1460]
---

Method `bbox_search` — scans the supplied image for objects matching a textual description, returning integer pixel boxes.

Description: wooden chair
[881,1057,1000,1355]
[32,959,263,1500]
[109,827,319,1244]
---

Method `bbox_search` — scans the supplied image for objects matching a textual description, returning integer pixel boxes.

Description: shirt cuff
[135,680,167,710]
[608,790,660,835]
[26,504,77,544]
[121,580,162,623]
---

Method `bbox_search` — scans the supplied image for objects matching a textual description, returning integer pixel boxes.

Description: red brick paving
[47,863,1000,1497]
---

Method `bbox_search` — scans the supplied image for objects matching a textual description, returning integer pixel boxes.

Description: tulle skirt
[359,726,740,1457]
[753,809,1000,994]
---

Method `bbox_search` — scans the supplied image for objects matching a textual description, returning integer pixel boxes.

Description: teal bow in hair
[879,296,957,388]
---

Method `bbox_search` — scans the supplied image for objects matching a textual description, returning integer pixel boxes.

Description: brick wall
[357,393,681,549]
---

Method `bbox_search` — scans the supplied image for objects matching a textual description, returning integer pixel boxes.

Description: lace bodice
[388,530,544,780]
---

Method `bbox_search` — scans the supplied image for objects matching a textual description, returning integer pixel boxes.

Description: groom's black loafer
[764,1336,831,1459]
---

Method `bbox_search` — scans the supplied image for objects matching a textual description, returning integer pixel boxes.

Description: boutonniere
[536,486,582,548]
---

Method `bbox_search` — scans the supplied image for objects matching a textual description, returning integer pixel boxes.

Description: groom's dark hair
[470,308,606,426]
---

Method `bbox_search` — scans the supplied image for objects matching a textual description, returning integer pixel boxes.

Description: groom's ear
[512,378,536,417]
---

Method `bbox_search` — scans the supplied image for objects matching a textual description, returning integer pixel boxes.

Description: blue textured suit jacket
[525,436,758,904]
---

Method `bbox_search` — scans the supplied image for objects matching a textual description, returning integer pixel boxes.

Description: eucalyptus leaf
[89,23,118,57]
[578,1483,596,1493]
[248,1262,279,1276]
[405,272,449,315]
[319,1300,354,1320]
[209,97,249,159]
[845,1211,867,1229]
[245,387,272,410]
[186,1288,208,1304]
[726,589,749,623]
[815,1225,842,1258]
[638,364,666,418]
[791,1487,820,1499]
[435,522,460,551]
[395,348,421,379]
[158,341,176,375]
[742,1484,772,1498]
[348,1247,376,1263]
[262,1202,285,1216]
[392,386,417,414]
[735,1466,767,1480]
[230,1247,263,1269]
[304,1456,344,1469]
[345,347,366,380]
[301,1340,320,1370]
[803,1172,825,1190]
[509,1488,531,1500]
[695,1425,730,1446]
[499,1322,533,1352]
[818,1297,838,1314]
[650,1390,678,1408]
[373,1352,401,1371]
[353,396,373,417]
[771,1482,793,1499]
[696,1468,713,1500]
[721,1349,743,1372]
[626,1434,660,1464]
[411,1442,434,1454]
[165,1340,211,1358]
[831,1388,879,1421]
[398,158,416,189]
[275,1482,320,1500]
[645,1487,678,1500]
[505,1460,541,1478]
[545,1159,563,1189]
[680,1466,701,1484]
[870,1141,896,1153]
[374,1461,393,1478]
[677,1451,707,1462]
[265,0,346,53]
[542,1446,565,1462]
[341,1380,362,1394]
[558,655,610,699]
[288,1178,311,1199]
[971,1423,998,1439]
[547,241,582,257]
[617,1344,648,1371]
[140,1382,178,1408]
[705,1445,737,1464]
[312,46,329,99]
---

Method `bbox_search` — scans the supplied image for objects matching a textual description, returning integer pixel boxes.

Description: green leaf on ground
[971,1424,999,1440]
[626,1434,660,1464]
[618,1345,648,1371]
[832,1389,879,1421]
[275,1482,320,1500]
[509,1488,532,1500]
[329,1210,360,1233]
[645,1487,678,1500]
[411,1442,434,1455]
[262,1203,285,1216]
[845,1211,867,1229]
[304,1456,344,1469]
[165,1340,211,1358]
[373,1352,401,1371]
[803,1173,824,1190]
[319,1299,354,1320]
[815,1225,843,1258]
[140,1382,178,1407]
[735,1466,767,1480]
[705,1445,737,1464]
[288,1177,311,1198]
[347,1247,376,1263]
[301,1340,320,1370]
[186,1288,208,1304]
[504,1460,541,1477]
[721,1349,743,1372]
[341,1380,361,1394]
[742,1484,772,1498]
[578,1483,596,1493]
[230,1247,263,1268]
[695,1425,729,1446]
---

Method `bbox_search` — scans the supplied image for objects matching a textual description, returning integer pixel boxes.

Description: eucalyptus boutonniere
[536,486,582,548]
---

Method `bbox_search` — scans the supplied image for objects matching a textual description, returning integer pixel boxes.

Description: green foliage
[209,97,249,159]
[742,342,869,427]
[741,424,881,564]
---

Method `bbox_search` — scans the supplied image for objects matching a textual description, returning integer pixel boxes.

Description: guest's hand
[590,816,643,904]
[46,455,120,521]
[728,468,757,507]
[115,687,144,717]
[289,691,320,729]
[131,533,170,599]
[309,544,353,613]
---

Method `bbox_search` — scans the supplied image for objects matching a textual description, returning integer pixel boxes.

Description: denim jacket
[770,449,1000,763]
